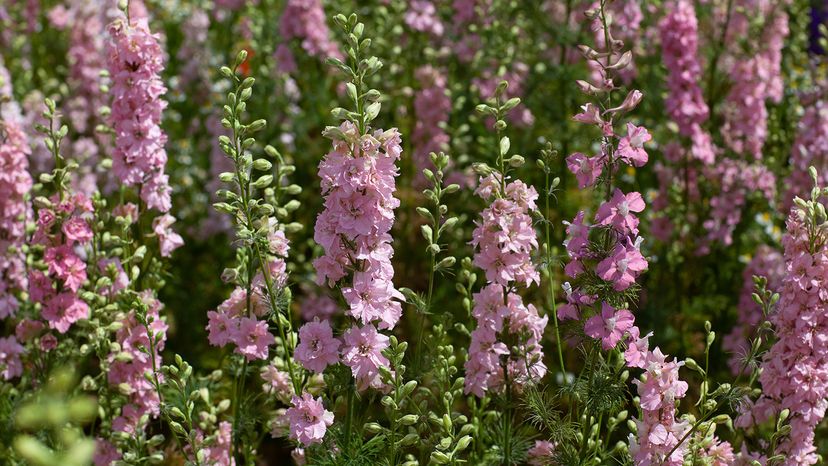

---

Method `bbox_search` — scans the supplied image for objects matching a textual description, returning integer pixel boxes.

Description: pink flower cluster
[785,98,828,211]
[31,194,95,334]
[723,245,784,374]
[279,0,341,69]
[0,121,32,320]
[65,2,107,135]
[412,66,451,186]
[107,293,168,433]
[206,231,289,360]
[0,335,24,380]
[107,17,172,212]
[464,176,548,397]
[404,0,444,37]
[697,159,776,254]
[721,1,789,159]
[738,211,828,465]
[659,0,714,164]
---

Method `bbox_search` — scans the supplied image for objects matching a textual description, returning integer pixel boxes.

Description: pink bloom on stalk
[597,239,648,291]
[595,189,645,235]
[261,365,294,401]
[42,292,90,333]
[233,317,274,361]
[206,311,237,347]
[15,319,45,341]
[573,103,603,126]
[62,217,93,244]
[584,302,635,350]
[566,152,603,189]
[616,123,651,167]
[0,336,24,380]
[285,393,334,446]
[471,284,508,331]
[295,319,341,373]
[341,324,390,391]
[152,214,183,257]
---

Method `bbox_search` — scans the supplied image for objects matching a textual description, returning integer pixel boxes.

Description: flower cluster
[721,2,789,159]
[0,120,31,321]
[107,17,172,212]
[739,204,828,465]
[464,175,547,397]
[659,0,714,164]
[279,0,341,69]
[785,97,828,211]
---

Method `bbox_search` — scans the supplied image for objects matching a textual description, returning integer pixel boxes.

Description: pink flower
[0,336,24,380]
[295,319,341,373]
[566,152,603,189]
[206,310,237,347]
[584,302,635,350]
[528,440,556,466]
[261,365,294,402]
[572,103,603,126]
[595,189,645,235]
[596,239,648,291]
[40,333,58,352]
[616,123,650,167]
[233,317,274,361]
[285,393,334,446]
[342,272,404,329]
[42,292,90,333]
[624,327,652,369]
[341,324,390,390]
[152,214,183,257]
[62,217,93,244]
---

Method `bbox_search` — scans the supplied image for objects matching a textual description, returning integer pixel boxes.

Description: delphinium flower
[65,1,107,136]
[722,245,784,374]
[312,20,405,389]
[738,178,828,465]
[107,15,173,213]
[206,279,280,361]
[587,0,644,84]
[527,440,556,465]
[298,291,338,322]
[784,96,828,211]
[294,318,341,373]
[0,120,32,321]
[285,393,334,446]
[659,0,714,165]
[464,88,547,399]
[412,66,451,187]
[721,1,789,159]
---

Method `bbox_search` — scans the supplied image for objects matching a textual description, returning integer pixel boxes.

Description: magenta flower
[295,319,341,373]
[527,440,556,466]
[44,245,87,292]
[233,317,274,361]
[572,103,604,126]
[566,152,603,189]
[595,189,645,235]
[584,302,635,350]
[596,239,648,291]
[616,123,650,167]
[623,327,652,369]
[285,393,334,446]
[341,324,390,390]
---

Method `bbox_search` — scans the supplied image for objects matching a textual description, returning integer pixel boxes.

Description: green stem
[545,170,566,376]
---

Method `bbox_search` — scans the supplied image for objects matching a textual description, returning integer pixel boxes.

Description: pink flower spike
[232,317,274,361]
[584,302,635,350]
